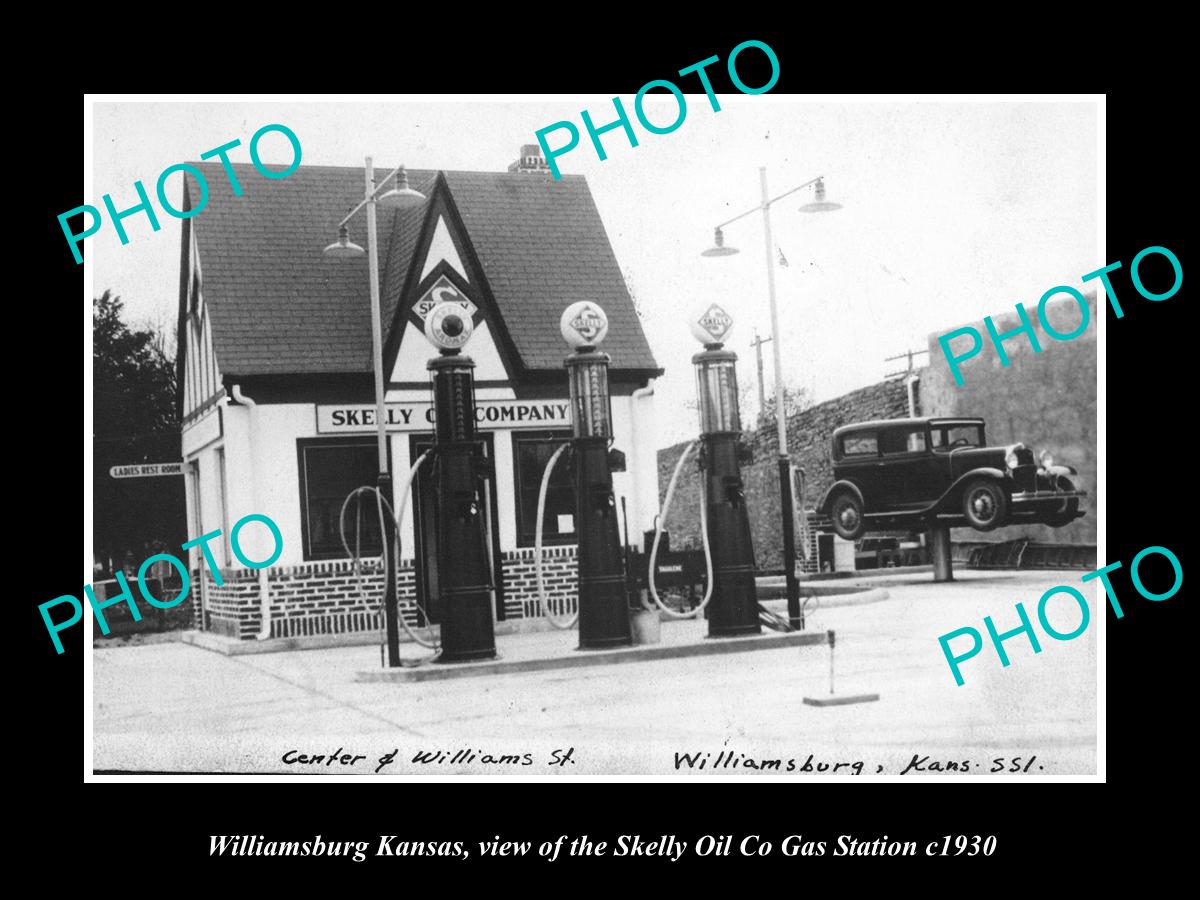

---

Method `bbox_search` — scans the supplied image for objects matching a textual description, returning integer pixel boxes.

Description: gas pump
[533,302,634,649]
[424,302,498,663]
[649,302,763,637]
[335,302,496,665]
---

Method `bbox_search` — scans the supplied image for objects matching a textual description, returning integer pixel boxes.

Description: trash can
[630,590,661,645]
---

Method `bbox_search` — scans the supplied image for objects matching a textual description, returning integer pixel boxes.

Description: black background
[22,21,1188,886]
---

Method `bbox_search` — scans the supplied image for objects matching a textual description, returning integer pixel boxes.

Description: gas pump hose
[648,439,715,618]
[534,442,577,629]
[339,450,439,662]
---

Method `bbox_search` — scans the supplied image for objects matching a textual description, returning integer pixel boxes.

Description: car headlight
[1039,450,1054,468]
[1006,451,1019,469]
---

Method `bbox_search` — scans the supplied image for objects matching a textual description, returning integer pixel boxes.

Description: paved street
[92,569,1097,777]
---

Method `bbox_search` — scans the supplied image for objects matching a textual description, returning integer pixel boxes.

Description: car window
[880,427,926,455]
[840,433,878,457]
[932,424,984,451]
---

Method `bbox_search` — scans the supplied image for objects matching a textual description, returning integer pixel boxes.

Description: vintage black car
[816,417,1087,541]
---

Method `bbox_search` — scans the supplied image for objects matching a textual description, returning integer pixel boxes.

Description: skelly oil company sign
[317,401,570,433]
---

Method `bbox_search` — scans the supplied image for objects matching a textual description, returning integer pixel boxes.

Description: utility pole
[750,329,772,418]
[883,347,930,380]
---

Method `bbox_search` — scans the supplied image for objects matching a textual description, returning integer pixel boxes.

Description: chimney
[507,143,551,175]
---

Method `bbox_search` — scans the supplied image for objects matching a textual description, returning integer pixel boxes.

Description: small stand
[929,522,954,583]
[802,630,880,707]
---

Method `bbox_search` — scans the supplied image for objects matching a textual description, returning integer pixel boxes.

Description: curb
[357,630,831,683]
[143,586,893,659]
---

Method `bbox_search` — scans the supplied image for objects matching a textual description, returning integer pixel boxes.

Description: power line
[883,347,929,379]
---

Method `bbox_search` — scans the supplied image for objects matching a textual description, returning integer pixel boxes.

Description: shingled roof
[183,162,659,379]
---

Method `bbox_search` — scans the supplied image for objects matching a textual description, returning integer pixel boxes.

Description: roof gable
[182,162,436,378]
[384,173,520,385]
[182,162,659,381]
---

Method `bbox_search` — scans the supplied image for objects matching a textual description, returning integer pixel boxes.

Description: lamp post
[323,157,426,667]
[702,168,840,630]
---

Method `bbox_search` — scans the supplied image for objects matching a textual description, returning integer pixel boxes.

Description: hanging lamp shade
[323,224,366,258]
[701,226,739,257]
[377,166,426,209]
[798,177,842,212]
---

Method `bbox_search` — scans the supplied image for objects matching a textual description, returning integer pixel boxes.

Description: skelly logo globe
[692,303,733,344]
[560,301,609,348]
[571,307,604,340]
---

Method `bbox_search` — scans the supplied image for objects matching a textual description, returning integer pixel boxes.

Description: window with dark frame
[297,438,387,560]
[840,432,879,457]
[880,426,927,455]
[513,430,576,547]
[931,423,985,451]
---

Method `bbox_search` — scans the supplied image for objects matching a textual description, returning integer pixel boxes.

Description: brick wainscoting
[501,545,579,620]
[192,546,580,640]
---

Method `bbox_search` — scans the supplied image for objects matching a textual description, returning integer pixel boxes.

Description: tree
[92,291,184,579]
[93,290,177,437]
[737,383,813,431]
[758,384,812,425]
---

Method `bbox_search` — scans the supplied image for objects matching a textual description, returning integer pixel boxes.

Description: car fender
[818,480,865,515]
[1044,464,1077,477]
[930,467,1008,513]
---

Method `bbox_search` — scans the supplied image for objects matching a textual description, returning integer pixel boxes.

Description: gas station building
[177,149,662,640]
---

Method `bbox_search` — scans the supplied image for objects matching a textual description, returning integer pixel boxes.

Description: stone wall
[657,290,1097,567]
[659,379,911,570]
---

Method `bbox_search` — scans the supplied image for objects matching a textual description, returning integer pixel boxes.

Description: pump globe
[560,301,609,348]
[688,301,735,346]
[424,301,474,351]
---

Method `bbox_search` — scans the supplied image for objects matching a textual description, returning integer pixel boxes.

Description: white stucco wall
[182,389,661,570]
[183,440,231,569]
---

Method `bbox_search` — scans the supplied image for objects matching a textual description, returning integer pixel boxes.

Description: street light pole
[702,170,840,632]
[758,167,802,629]
[364,157,401,668]
[323,156,426,668]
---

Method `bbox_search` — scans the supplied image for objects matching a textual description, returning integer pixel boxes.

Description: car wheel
[830,490,865,541]
[1045,477,1079,527]
[962,478,1008,531]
